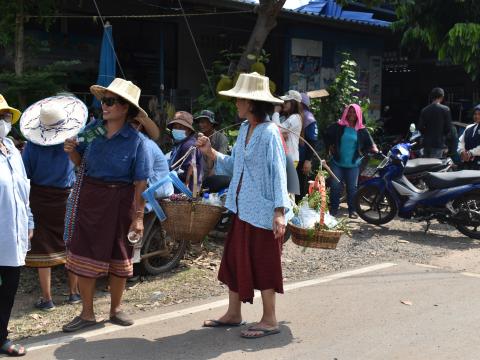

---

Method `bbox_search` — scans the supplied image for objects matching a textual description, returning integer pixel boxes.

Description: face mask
[172,129,187,142]
[0,120,12,139]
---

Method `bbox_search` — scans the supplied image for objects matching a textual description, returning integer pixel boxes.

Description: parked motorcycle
[360,126,453,190]
[354,142,480,239]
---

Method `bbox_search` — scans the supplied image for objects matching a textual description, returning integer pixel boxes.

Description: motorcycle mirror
[409,123,416,132]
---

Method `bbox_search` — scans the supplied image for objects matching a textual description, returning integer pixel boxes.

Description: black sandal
[62,316,97,333]
[0,340,27,357]
[110,311,134,326]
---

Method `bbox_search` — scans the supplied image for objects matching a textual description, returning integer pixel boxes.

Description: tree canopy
[342,0,480,79]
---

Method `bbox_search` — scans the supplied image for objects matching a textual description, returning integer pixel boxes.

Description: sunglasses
[101,97,124,107]
[0,112,13,122]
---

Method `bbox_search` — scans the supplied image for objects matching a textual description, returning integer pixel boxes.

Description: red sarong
[218,215,284,303]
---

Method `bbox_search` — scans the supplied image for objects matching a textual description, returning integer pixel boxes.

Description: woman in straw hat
[0,95,32,356]
[62,78,157,332]
[197,72,292,339]
[20,95,87,311]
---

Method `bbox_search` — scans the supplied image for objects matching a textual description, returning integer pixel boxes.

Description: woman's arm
[130,180,147,237]
[197,132,237,177]
[64,138,82,166]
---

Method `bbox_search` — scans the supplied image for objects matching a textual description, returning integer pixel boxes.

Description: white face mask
[0,120,12,139]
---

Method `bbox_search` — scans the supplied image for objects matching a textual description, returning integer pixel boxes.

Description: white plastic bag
[298,203,320,229]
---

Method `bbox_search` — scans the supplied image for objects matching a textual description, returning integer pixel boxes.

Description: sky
[252,0,311,10]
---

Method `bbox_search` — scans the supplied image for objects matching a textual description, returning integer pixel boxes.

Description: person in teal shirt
[325,104,378,218]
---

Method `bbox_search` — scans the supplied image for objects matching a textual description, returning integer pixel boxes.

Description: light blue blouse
[215,120,292,230]
[0,138,34,267]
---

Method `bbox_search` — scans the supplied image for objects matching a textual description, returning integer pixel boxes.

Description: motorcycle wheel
[454,191,480,240]
[355,185,398,225]
[140,218,188,275]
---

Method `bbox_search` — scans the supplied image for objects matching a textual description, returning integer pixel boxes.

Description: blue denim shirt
[77,119,151,183]
[0,137,34,267]
[22,142,76,188]
[215,120,292,230]
[139,133,173,198]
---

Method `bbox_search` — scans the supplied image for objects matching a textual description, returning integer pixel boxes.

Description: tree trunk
[15,0,26,108]
[236,0,286,73]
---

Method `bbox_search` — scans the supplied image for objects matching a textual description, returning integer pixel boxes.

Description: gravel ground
[9,214,479,341]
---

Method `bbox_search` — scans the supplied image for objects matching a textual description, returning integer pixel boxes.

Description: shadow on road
[53,322,293,360]
[354,222,480,251]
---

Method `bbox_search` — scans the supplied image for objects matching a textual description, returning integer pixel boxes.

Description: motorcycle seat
[424,170,480,190]
[404,158,443,175]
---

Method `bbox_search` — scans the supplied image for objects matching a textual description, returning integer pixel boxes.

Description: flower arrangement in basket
[288,170,349,249]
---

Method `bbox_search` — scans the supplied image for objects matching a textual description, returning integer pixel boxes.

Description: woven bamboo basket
[288,222,342,249]
[289,172,343,249]
[160,200,224,243]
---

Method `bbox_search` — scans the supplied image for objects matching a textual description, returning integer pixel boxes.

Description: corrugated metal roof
[232,0,391,28]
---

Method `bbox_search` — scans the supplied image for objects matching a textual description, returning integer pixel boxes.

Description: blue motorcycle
[354,143,480,239]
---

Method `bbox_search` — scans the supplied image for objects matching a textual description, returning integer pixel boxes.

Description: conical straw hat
[219,72,283,104]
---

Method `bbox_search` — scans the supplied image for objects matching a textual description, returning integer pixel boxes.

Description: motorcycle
[354,142,480,239]
[360,126,453,190]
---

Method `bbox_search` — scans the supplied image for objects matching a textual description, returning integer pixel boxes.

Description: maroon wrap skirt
[25,184,70,268]
[66,176,135,278]
[218,215,284,303]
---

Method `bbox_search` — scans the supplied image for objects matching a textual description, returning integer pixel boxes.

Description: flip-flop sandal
[62,316,97,333]
[110,311,134,326]
[0,340,26,357]
[241,327,281,339]
[203,319,246,328]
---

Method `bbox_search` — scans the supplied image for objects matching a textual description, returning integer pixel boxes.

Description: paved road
[18,262,480,360]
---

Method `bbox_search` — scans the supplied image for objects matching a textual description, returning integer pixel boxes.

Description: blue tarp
[92,24,116,108]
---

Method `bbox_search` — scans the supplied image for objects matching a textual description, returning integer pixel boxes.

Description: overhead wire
[26,10,253,19]
[176,0,226,122]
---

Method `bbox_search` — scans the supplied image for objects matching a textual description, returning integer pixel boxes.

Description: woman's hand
[196,133,216,160]
[302,160,312,175]
[272,208,286,239]
[64,137,78,153]
[461,150,472,162]
[28,229,34,241]
[371,144,379,153]
[129,217,144,239]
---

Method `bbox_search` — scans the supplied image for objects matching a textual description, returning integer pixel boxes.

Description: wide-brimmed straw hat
[90,78,160,140]
[0,95,21,124]
[20,96,87,146]
[219,72,283,104]
[167,111,195,132]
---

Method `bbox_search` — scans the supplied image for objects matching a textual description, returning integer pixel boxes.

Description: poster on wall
[368,56,382,119]
[289,38,323,92]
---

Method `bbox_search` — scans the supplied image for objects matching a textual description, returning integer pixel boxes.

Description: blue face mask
[172,129,187,142]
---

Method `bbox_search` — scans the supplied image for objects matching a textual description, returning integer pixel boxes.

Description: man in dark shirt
[418,87,452,158]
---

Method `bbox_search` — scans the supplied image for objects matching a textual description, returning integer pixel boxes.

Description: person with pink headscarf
[324,104,378,218]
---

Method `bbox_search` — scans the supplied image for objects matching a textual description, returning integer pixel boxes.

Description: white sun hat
[219,72,283,104]
[20,96,88,146]
[90,77,160,140]
[280,90,302,103]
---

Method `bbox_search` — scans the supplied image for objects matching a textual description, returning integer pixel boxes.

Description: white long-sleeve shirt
[272,112,302,162]
[458,123,480,156]
[0,137,34,267]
